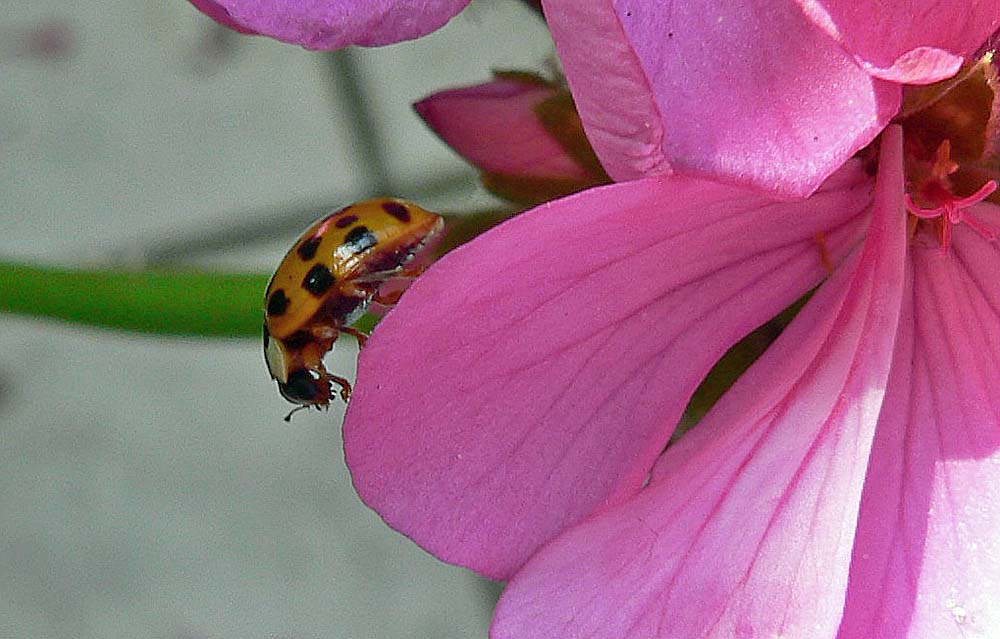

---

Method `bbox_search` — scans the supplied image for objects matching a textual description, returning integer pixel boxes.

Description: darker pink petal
[797,0,1000,84]
[344,163,872,580]
[838,204,1000,638]
[187,0,470,49]
[414,78,590,180]
[492,125,908,639]
[541,0,901,197]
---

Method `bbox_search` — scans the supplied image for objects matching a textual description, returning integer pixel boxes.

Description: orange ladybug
[263,198,444,420]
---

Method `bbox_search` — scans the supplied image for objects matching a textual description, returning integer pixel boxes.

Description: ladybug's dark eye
[280,369,323,404]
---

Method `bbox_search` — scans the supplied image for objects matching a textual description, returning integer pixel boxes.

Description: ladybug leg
[399,263,428,278]
[340,325,368,349]
[328,373,353,402]
[372,271,423,306]
[310,324,339,347]
[340,281,371,300]
[372,288,405,306]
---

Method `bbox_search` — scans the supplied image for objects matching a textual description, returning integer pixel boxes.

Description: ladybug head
[278,368,331,406]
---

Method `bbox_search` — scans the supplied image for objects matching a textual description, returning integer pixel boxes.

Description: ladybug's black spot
[281,369,322,403]
[267,289,290,316]
[303,263,336,296]
[382,201,410,222]
[343,226,378,254]
[335,214,359,229]
[297,236,322,260]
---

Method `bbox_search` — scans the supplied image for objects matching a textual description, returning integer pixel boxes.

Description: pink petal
[838,204,1000,637]
[541,0,901,198]
[796,0,1000,84]
[491,126,908,639]
[188,0,259,34]
[187,0,470,49]
[344,162,872,580]
[414,78,590,180]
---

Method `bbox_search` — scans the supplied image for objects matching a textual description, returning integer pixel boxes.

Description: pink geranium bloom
[415,73,610,204]
[187,0,470,49]
[490,133,1000,639]
[345,120,1000,638]
[341,17,1000,639]
[543,0,999,196]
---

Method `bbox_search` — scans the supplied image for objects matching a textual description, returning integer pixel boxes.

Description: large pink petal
[414,78,590,180]
[796,0,1000,84]
[838,204,1000,638]
[344,162,872,580]
[187,0,470,49]
[541,0,900,198]
[491,126,908,639]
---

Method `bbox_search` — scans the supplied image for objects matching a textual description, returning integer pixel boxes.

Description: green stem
[0,262,269,337]
[0,262,381,338]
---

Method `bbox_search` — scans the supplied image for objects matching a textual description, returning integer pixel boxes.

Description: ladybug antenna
[284,405,309,423]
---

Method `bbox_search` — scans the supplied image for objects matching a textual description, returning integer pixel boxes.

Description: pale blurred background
[0,1,554,637]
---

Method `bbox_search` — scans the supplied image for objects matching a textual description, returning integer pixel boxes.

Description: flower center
[896,52,1000,250]
[904,139,998,249]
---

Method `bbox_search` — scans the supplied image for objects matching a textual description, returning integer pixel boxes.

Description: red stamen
[905,180,998,249]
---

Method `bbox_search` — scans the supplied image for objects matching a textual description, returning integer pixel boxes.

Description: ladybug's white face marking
[264,329,289,384]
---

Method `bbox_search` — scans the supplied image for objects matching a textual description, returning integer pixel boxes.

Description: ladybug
[263,198,445,420]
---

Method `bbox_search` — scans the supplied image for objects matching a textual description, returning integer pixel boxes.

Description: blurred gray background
[0,1,553,637]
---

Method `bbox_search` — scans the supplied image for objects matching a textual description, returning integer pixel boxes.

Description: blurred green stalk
[0,262,379,337]
[0,262,269,337]
[0,211,520,337]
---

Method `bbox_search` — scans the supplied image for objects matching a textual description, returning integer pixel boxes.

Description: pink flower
[414,73,610,205]
[491,133,1000,639]
[187,0,1000,634]
[186,0,471,49]
[345,119,1000,639]
[543,0,999,196]
[341,21,1000,639]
